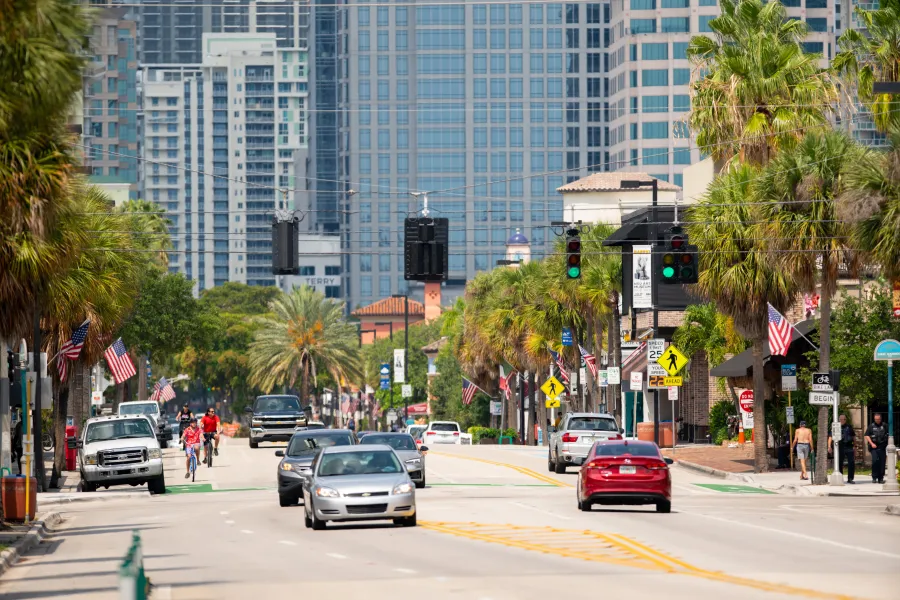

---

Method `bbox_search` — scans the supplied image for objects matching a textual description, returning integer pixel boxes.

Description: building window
[631,19,656,34]
[661,17,689,33]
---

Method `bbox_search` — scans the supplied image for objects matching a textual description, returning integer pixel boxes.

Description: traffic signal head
[566,234,581,279]
[661,251,677,282]
[660,228,698,284]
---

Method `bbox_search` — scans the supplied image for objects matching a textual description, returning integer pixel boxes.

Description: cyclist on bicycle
[176,404,194,446]
[201,407,222,462]
[181,418,202,478]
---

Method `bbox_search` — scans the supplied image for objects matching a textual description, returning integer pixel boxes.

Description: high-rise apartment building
[83,7,140,196]
[140,34,309,291]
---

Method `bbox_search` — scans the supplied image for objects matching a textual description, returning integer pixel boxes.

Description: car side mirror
[419,446,429,453]
[620,427,625,434]
[244,406,253,413]
[664,457,674,465]
[67,437,78,450]
[275,450,284,457]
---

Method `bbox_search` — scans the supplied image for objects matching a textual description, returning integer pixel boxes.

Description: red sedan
[576,440,673,513]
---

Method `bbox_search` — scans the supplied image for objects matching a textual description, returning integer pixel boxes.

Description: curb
[37,491,150,506]
[886,504,900,517]
[673,459,755,483]
[0,512,62,579]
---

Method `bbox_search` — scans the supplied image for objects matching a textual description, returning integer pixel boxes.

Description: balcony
[245,75,274,83]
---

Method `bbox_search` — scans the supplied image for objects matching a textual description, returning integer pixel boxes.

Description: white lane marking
[394,568,417,574]
[224,520,235,525]
[679,510,900,559]
[220,511,229,515]
[511,501,572,520]
[241,530,254,534]
[279,540,297,546]
[326,552,348,559]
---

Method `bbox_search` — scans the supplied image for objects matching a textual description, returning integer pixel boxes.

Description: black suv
[246,395,308,448]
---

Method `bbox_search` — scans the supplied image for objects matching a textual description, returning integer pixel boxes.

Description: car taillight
[646,462,669,470]
[426,431,436,435]
[453,432,460,436]
[586,461,610,469]
[609,434,623,440]
[561,433,578,443]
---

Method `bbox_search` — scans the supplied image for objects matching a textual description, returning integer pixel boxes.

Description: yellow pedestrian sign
[657,344,688,376]
[545,397,561,408]
[541,376,565,399]
[664,376,683,387]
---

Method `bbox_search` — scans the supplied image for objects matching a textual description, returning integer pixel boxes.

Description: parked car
[302,444,417,529]
[75,415,166,494]
[276,429,357,507]
[246,395,308,448]
[422,421,463,444]
[406,425,426,445]
[548,412,623,473]
[117,401,169,448]
[576,440,673,513]
[354,432,428,488]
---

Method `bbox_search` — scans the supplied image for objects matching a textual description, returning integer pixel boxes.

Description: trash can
[1,476,37,521]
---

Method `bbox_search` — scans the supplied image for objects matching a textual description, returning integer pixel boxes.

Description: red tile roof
[352,297,426,317]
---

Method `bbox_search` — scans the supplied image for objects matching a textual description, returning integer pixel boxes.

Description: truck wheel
[249,440,259,449]
[81,478,96,493]
[554,454,567,474]
[149,472,166,495]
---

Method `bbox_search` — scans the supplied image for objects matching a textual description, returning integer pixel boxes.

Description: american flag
[57,320,90,382]
[767,303,794,357]
[104,338,136,384]
[462,377,482,405]
[579,345,598,378]
[548,349,570,383]
[150,377,176,402]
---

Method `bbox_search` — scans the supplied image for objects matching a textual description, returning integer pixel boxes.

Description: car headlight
[295,419,306,426]
[315,486,340,498]
[392,482,413,495]
[280,462,293,471]
[84,454,98,465]
[251,419,262,427]
[405,458,422,467]
[148,448,162,460]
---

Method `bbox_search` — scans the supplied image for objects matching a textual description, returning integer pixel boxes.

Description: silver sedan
[353,432,428,488]
[302,444,417,530]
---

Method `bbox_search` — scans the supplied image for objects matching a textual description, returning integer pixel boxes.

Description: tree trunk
[814,292,832,485]
[751,337,768,473]
[49,382,68,489]
[300,359,312,418]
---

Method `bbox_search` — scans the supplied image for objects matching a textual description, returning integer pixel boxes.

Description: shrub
[708,400,736,446]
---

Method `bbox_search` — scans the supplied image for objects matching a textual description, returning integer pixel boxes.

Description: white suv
[76,415,166,494]
[423,421,470,444]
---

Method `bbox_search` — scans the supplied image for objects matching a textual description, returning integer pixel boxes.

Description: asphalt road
[1,437,897,600]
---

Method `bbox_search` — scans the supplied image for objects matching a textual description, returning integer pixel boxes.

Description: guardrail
[119,532,150,600]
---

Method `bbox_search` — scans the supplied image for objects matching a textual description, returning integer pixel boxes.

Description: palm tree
[757,130,863,483]
[834,0,900,132]
[686,0,838,166]
[247,286,362,418]
[687,164,799,472]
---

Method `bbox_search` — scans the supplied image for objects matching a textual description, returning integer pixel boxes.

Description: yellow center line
[429,451,574,487]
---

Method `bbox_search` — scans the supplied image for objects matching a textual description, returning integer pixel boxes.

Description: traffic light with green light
[661,228,699,284]
[566,229,581,279]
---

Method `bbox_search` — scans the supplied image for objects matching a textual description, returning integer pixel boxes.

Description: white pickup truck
[75,414,166,494]
[548,412,623,473]
[118,401,169,447]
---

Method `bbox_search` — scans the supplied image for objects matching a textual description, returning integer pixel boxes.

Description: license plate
[619,466,636,474]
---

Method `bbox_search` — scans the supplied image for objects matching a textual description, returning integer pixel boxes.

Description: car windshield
[593,443,660,457]
[86,419,155,443]
[318,450,403,476]
[253,396,301,412]
[430,423,459,432]
[363,434,417,451]
[287,433,353,457]
[568,417,618,432]
[119,404,158,416]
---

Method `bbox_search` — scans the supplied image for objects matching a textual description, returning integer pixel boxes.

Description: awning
[406,402,429,415]
[709,319,817,377]
[621,341,647,380]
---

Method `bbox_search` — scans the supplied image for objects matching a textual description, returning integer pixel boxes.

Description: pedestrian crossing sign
[545,397,561,408]
[657,344,688,376]
[540,376,564,399]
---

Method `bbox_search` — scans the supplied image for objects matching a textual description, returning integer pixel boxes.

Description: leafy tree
[362,318,442,395]
[199,281,280,315]
[673,303,747,395]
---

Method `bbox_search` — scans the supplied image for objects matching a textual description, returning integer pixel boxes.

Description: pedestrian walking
[791,420,814,481]
[828,414,855,484]
[347,416,356,432]
[864,413,889,484]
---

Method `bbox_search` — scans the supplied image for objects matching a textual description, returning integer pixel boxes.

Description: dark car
[356,431,376,442]
[276,429,357,506]
[246,395,308,448]
[576,440,674,513]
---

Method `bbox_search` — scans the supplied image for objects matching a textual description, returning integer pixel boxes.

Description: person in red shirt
[181,418,202,478]
[201,407,222,462]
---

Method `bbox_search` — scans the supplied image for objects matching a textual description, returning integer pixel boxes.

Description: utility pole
[1,344,11,476]
[32,308,45,491]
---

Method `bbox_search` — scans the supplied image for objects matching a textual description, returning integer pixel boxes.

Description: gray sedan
[276,429,357,507]
[354,432,428,488]
[302,444,417,529]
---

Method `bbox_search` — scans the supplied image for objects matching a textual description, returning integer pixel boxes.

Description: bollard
[119,531,150,600]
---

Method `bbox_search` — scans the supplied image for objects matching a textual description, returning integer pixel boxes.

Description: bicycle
[203,432,215,468]
[41,431,54,454]
[187,444,198,482]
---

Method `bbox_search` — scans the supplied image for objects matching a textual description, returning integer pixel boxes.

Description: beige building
[558,172,681,227]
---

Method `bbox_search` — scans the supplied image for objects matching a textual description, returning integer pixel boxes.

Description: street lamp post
[374,321,394,342]
[392,294,409,424]
[621,178,660,446]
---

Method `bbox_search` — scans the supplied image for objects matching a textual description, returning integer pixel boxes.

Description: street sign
[580,367,587,385]
[91,391,103,406]
[648,363,667,377]
[599,370,608,387]
[874,339,900,361]
[540,376,565,399]
[781,364,797,392]
[648,375,667,389]
[401,384,413,398]
[380,362,391,390]
[657,344,688,376]
[607,367,620,385]
[648,338,665,364]
[490,401,502,416]
[831,422,842,440]
[810,391,835,406]
[785,406,795,424]
[569,374,578,395]
[893,280,900,318]
[664,376,682,387]
[739,389,754,429]
[629,372,643,391]
[545,397,561,408]
[393,349,406,383]
[667,386,679,400]
[811,372,833,391]
[562,327,573,346]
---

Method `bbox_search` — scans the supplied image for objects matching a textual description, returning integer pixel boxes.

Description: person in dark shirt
[864,413,889,484]
[12,418,22,474]
[828,414,856,484]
